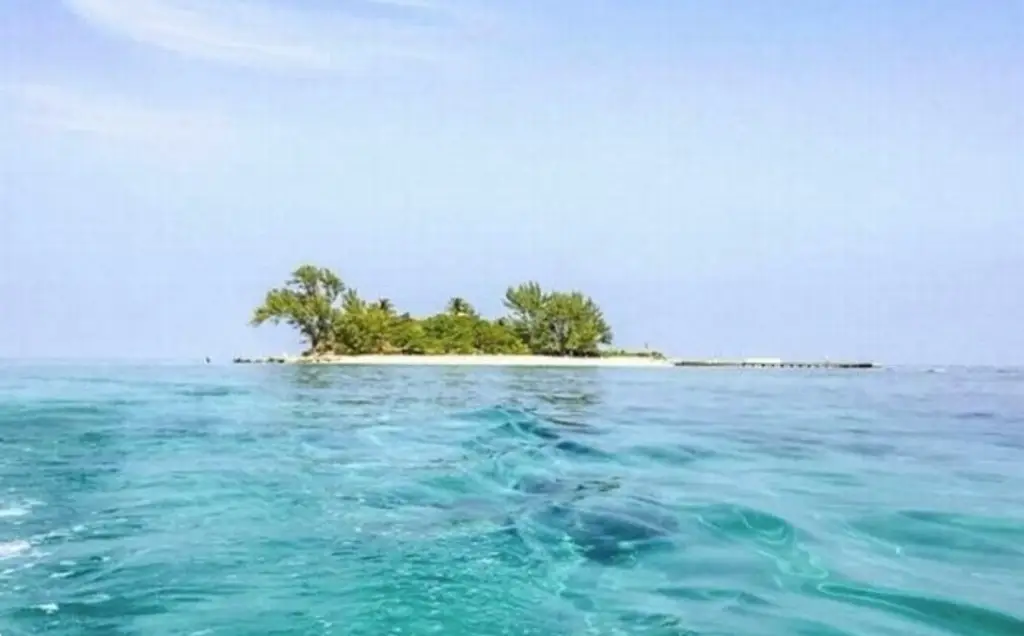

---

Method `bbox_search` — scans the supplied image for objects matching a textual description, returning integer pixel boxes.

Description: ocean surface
[1,364,1022,636]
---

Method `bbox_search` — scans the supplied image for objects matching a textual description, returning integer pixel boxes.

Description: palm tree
[446,297,476,317]
[341,288,365,314]
[373,298,395,315]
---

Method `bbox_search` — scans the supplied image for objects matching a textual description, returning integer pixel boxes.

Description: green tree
[333,289,396,354]
[251,266,618,358]
[446,297,476,317]
[542,291,613,356]
[502,282,548,351]
[250,265,345,353]
[473,319,529,354]
[421,312,477,354]
[501,283,613,356]
[389,313,431,354]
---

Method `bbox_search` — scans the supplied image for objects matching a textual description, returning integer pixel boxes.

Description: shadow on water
[527,496,681,565]
[457,404,611,462]
[446,403,686,568]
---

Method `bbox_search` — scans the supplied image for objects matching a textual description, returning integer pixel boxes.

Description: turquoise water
[1,364,1023,635]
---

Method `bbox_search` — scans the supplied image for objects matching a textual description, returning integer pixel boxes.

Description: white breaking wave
[0,539,31,559]
[0,505,30,519]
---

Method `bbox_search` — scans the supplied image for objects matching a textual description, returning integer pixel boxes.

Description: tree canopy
[250,265,344,353]
[251,265,626,357]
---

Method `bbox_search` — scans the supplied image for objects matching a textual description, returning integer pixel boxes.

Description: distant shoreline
[233,354,673,368]
[230,354,880,370]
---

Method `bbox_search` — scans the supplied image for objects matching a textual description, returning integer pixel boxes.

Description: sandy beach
[241,354,673,368]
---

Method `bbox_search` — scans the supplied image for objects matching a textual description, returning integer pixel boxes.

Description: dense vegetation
[250,265,625,357]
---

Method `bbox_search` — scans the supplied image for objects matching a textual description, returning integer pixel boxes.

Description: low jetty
[673,358,877,369]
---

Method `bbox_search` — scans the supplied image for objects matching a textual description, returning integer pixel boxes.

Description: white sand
[285,355,673,368]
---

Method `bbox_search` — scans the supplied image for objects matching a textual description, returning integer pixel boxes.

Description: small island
[238,265,670,367]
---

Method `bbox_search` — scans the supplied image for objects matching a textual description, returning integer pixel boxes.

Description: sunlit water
[1,363,1023,635]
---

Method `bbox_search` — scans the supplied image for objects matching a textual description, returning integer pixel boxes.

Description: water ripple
[1,364,1023,634]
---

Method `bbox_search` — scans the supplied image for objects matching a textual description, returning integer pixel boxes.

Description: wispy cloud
[3,82,229,153]
[63,0,496,73]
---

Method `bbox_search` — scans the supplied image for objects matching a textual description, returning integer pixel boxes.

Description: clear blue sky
[1,1,1021,364]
